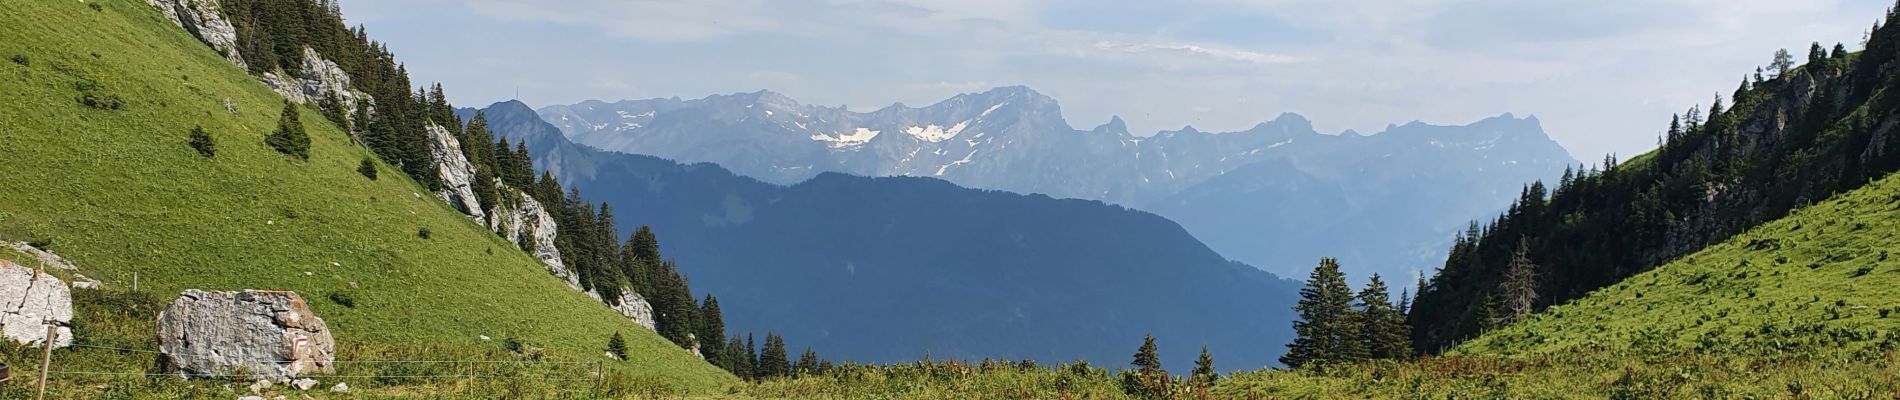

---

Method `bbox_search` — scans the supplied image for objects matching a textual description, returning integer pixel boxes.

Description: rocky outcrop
[0,260,72,348]
[603,290,655,331]
[260,47,370,119]
[145,0,247,70]
[489,187,574,289]
[426,123,487,221]
[4,242,77,271]
[156,290,335,380]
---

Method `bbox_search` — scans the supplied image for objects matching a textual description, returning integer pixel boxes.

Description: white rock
[71,274,100,290]
[2,242,77,270]
[248,379,271,393]
[488,186,572,289]
[479,335,491,341]
[156,290,336,380]
[425,124,487,221]
[588,290,656,331]
[291,378,317,391]
[259,47,373,120]
[143,0,247,70]
[0,260,73,348]
[330,383,350,393]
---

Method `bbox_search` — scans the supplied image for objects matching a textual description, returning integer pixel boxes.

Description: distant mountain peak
[1094,115,1130,134]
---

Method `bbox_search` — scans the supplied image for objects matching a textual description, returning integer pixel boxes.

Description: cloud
[1092,40,1306,65]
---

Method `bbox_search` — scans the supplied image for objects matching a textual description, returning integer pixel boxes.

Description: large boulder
[607,291,656,331]
[259,47,371,119]
[0,260,72,348]
[156,290,335,380]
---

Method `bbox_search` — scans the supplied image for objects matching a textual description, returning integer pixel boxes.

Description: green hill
[1457,168,1900,358]
[0,0,732,396]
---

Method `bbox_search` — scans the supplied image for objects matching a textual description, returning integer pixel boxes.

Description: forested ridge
[208,0,823,379]
[1411,5,1900,352]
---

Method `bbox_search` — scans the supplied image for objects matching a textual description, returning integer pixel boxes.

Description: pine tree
[795,347,820,377]
[1280,258,1365,368]
[1191,345,1217,384]
[745,334,760,380]
[1475,292,1499,332]
[1131,333,1162,374]
[606,332,627,360]
[699,294,726,362]
[760,333,790,378]
[1500,238,1539,323]
[266,100,310,159]
[1771,48,1795,77]
[1358,274,1412,360]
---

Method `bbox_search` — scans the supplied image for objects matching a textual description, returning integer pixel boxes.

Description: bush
[265,101,309,159]
[417,227,431,239]
[88,2,102,11]
[8,54,25,66]
[357,157,377,180]
[607,333,628,360]
[188,127,215,157]
[327,291,356,308]
[75,80,124,110]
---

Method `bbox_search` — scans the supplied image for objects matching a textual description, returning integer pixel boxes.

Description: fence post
[594,361,603,395]
[132,272,138,292]
[35,324,53,400]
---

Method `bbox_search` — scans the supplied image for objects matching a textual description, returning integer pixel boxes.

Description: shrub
[606,333,628,360]
[75,79,124,110]
[417,227,431,239]
[8,54,25,66]
[357,157,377,180]
[88,2,102,11]
[187,127,215,157]
[327,291,356,308]
[265,101,309,159]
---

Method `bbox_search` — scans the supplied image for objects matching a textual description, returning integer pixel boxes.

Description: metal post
[35,324,53,400]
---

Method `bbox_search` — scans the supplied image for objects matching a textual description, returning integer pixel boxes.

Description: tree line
[1410,2,1900,353]
[214,0,827,380]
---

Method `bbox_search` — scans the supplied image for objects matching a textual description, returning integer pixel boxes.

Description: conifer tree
[1281,257,1365,368]
[746,334,760,380]
[1357,274,1412,360]
[1500,238,1539,324]
[760,333,790,378]
[795,347,820,377]
[1191,345,1217,384]
[266,100,310,159]
[699,294,726,361]
[606,332,627,360]
[1131,333,1162,374]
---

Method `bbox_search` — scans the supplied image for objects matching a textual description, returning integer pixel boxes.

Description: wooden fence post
[36,324,53,400]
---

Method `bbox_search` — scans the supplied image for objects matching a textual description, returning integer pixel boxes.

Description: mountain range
[537,87,1578,280]
[470,100,1302,371]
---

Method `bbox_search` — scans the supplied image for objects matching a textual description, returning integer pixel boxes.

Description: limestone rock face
[156,290,335,380]
[0,260,72,348]
[426,123,487,221]
[607,290,656,331]
[260,47,369,117]
[488,187,573,289]
[145,0,246,70]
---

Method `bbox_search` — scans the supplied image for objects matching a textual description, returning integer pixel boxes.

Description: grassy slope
[0,0,732,395]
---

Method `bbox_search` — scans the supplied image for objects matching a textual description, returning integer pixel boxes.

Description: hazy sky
[337,0,1889,161]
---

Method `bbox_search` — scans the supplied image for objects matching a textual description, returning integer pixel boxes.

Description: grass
[705,166,1900,398]
[0,0,734,396]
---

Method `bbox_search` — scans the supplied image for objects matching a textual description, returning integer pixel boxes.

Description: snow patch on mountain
[811,128,880,150]
[905,121,968,143]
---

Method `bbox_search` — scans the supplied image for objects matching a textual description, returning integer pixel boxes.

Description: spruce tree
[1131,333,1162,374]
[1281,257,1365,368]
[1357,274,1412,360]
[699,295,726,354]
[266,100,310,160]
[795,347,820,377]
[1191,345,1217,384]
[606,332,627,360]
[746,334,760,380]
[1500,238,1539,323]
[760,333,790,378]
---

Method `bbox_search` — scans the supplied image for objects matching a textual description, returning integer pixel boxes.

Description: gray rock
[330,382,349,393]
[290,378,317,391]
[2,242,77,270]
[426,124,486,222]
[605,290,655,331]
[260,47,371,120]
[71,274,100,290]
[239,396,265,400]
[487,186,572,289]
[144,0,246,70]
[0,260,72,347]
[156,290,335,380]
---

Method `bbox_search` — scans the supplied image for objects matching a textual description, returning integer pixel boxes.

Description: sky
[336,0,1891,162]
